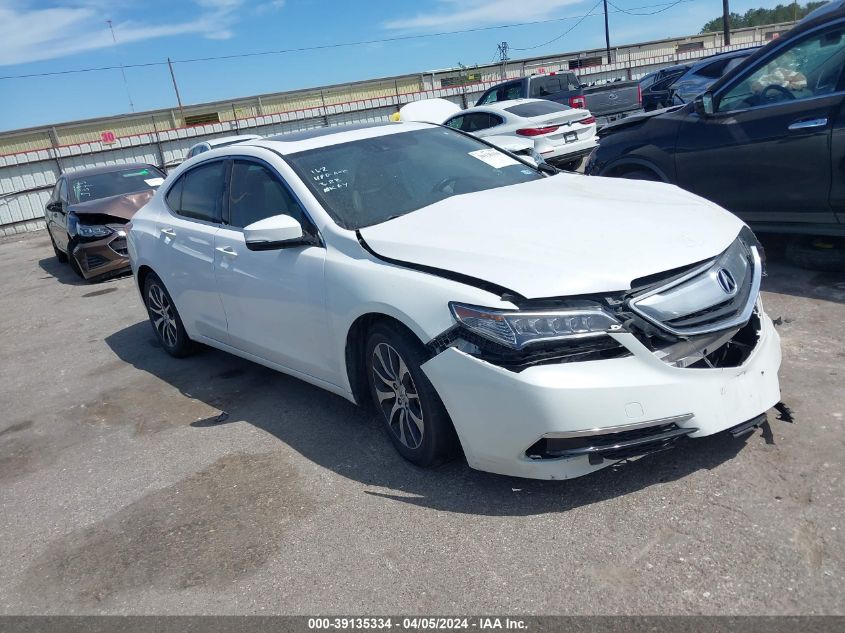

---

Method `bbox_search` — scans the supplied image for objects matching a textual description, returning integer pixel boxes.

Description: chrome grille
[628,237,761,337]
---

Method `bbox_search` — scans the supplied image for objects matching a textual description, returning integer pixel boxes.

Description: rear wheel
[143,273,194,357]
[366,323,458,467]
[786,237,845,272]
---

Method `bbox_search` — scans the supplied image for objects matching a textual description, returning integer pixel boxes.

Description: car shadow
[37,256,131,286]
[105,321,755,516]
[758,235,845,305]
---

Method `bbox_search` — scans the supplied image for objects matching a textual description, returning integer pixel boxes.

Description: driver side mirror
[244,214,313,251]
[694,91,715,117]
[46,201,64,213]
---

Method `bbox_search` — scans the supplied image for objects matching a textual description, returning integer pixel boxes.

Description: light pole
[722,0,731,46]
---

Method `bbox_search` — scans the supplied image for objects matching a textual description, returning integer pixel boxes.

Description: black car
[586,5,845,265]
[639,63,691,111]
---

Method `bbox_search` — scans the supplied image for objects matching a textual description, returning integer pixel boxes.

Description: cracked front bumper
[421,311,781,480]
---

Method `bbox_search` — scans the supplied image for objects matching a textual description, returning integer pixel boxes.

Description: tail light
[569,96,587,109]
[516,126,560,137]
[577,116,596,125]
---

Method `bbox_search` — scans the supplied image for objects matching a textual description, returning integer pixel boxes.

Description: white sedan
[128,122,781,480]
[442,99,597,170]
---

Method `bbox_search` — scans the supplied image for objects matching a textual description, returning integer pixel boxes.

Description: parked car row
[589,2,845,266]
[475,70,643,128]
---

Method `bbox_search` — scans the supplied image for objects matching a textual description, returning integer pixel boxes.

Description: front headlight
[449,302,621,350]
[77,224,113,239]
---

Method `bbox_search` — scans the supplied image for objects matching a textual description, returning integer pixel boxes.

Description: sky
[0,0,793,131]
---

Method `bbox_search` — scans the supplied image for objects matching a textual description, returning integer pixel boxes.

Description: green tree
[701,1,827,33]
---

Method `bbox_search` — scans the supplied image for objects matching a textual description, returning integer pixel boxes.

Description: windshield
[286,127,542,230]
[70,166,164,204]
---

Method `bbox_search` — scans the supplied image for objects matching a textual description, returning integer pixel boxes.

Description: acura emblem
[716,268,737,294]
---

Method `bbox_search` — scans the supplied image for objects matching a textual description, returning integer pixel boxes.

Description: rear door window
[459,113,502,132]
[171,160,226,222]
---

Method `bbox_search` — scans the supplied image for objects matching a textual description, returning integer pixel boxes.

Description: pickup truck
[475,73,643,127]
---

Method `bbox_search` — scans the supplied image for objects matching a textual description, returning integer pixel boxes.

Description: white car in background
[185,134,262,160]
[129,121,781,480]
[443,99,597,170]
[397,97,595,170]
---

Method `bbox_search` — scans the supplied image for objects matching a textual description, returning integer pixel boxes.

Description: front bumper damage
[70,227,130,280]
[422,309,781,479]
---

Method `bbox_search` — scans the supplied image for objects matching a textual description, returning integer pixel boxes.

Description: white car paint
[129,121,781,480]
[185,134,262,160]
[359,174,743,298]
[398,97,595,166]
[442,98,597,165]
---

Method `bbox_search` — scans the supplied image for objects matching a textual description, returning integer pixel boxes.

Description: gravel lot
[0,229,842,615]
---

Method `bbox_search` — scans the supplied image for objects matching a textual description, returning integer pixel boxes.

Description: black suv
[587,5,845,264]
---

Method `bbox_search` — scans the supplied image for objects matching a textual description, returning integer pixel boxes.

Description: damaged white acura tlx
[128,121,781,479]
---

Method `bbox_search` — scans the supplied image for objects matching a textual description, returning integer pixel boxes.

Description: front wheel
[620,168,660,181]
[49,232,68,263]
[144,274,194,357]
[366,324,459,467]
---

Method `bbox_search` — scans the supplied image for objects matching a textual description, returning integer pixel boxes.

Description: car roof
[467,98,547,112]
[243,120,436,154]
[204,134,261,148]
[800,0,845,24]
[690,47,757,69]
[62,163,159,179]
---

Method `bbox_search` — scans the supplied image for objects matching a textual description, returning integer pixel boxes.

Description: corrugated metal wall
[0,23,793,237]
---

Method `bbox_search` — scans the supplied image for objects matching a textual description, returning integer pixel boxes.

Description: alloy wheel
[371,342,425,449]
[147,283,178,349]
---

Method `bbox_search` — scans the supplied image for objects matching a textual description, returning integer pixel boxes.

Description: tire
[66,238,84,277]
[620,168,660,181]
[50,232,68,263]
[785,237,845,272]
[365,323,459,467]
[143,273,194,358]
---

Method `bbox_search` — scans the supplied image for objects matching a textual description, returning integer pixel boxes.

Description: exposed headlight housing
[449,302,622,350]
[77,224,113,239]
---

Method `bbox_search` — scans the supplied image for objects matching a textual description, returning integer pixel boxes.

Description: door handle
[159,227,176,237]
[788,118,828,131]
[215,246,237,257]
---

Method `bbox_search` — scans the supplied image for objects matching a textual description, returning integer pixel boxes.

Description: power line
[606,0,690,16]
[0,1,699,81]
[512,1,604,51]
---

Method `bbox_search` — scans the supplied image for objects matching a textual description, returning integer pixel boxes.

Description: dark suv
[586,5,845,265]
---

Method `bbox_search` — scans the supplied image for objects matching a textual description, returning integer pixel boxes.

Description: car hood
[67,190,155,221]
[358,174,744,299]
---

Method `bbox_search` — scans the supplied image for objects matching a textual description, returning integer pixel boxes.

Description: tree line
[701,1,827,33]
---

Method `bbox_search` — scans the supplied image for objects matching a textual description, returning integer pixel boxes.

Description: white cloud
[0,0,256,66]
[384,0,583,31]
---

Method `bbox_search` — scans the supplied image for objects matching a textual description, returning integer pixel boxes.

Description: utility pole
[167,58,185,122]
[722,0,731,46]
[497,41,509,80]
[603,0,611,62]
[107,20,134,112]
